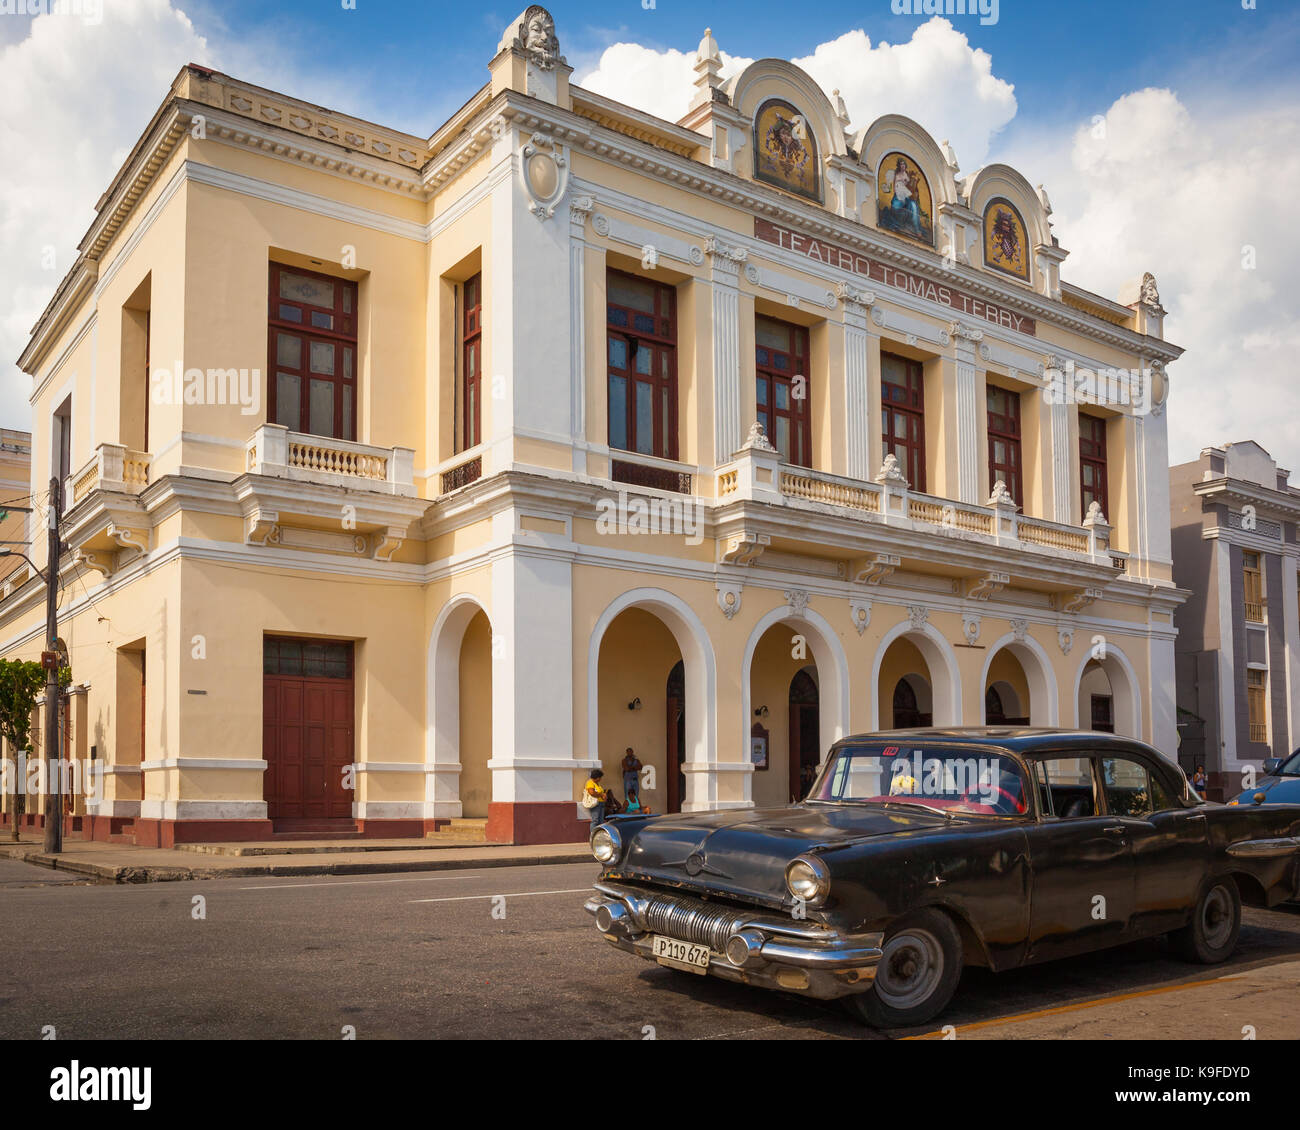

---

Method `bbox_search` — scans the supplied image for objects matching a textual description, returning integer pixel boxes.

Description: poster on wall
[750,723,769,770]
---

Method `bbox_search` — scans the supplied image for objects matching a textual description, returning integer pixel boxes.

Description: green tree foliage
[0,659,45,755]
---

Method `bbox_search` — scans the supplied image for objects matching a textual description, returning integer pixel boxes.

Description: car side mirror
[1263,758,1282,775]
[1253,791,1267,805]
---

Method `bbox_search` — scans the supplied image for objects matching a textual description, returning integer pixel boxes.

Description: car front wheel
[1169,876,1241,964]
[845,908,963,1029]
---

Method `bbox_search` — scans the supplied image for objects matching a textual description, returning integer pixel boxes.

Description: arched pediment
[965,164,1053,263]
[854,115,958,206]
[854,115,957,249]
[724,58,849,204]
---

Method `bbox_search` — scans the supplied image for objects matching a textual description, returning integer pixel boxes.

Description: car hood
[1229,776,1300,804]
[609,802,955,906]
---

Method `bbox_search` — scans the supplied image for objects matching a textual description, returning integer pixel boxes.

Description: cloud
[0,0,211,427]
[1006,88,1300,466]
[575,19,1017,169]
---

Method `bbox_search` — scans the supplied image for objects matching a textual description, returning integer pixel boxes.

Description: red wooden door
[263,639,354,822]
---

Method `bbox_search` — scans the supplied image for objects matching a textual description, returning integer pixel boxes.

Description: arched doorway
[985,682,1027,725]
[871,622,961,729]
[427,596,494,821]
[588,589,716,813]
[981,635,1058,727]
[457,611,493,817]
[1079,659,1115,732]
[891,672,932,727]
[666,660,686,813]
[788,667,820,801]
[1073,646,1140,738]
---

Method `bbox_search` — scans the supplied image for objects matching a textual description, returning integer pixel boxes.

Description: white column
[568,196,594,474]
[839,284,873,481]
[1049,398,1073,523]
[950,322,983,504]
[706,237,746,464]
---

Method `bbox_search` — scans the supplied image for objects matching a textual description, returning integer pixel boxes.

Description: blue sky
[164,0,1299,141]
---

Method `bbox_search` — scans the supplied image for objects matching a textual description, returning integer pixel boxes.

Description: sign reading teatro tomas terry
[754,219,1037,337]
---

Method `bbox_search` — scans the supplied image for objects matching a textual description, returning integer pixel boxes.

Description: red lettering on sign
[753,218,1037,336]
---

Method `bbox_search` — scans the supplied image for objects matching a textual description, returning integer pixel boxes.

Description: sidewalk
[0,835,594,883]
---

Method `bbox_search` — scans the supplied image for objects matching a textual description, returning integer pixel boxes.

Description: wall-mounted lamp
[627,697,642,711]
[754,705,769,718]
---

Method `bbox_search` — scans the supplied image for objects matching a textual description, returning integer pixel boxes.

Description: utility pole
[41,477,62,854]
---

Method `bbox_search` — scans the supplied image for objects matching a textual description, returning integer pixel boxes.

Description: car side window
[1033,757,1097,819]
[1100,757,1166,818]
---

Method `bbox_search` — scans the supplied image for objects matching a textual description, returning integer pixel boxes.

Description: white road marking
[410,888,591,903]
[239,873,522,891]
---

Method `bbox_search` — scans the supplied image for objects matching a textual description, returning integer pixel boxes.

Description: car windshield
[1278,751,1300,777]
[809,743,1030,816]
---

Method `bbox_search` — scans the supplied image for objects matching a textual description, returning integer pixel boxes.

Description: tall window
[755,316,810,466]
[1247,668,1267,743]
[1079,412,1108,519]
[606,270,677,460]
[460,273,482,451]
[269,264,358,441]
[987,385,1022,506]
[880,352,925,492]
[53,396,72,482]
[1243,551,1265,622]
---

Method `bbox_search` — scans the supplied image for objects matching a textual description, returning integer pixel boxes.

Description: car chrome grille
[640,891,753,954]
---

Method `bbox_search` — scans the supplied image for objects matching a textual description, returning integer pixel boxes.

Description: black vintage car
[584,729,1300,1028]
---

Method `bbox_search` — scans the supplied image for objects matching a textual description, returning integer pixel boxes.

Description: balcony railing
[66,444,152,506]
[717,433,1114,567]
[246,424,415,496]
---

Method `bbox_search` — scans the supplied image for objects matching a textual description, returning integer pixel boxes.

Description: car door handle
[1103,825,1127,835]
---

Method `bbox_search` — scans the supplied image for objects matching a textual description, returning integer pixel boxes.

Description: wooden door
[263,638,354,822]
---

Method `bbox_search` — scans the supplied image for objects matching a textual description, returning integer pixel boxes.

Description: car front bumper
[584,880,885,1001]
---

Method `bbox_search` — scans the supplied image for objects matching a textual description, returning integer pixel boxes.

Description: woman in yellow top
[584,768,608,836]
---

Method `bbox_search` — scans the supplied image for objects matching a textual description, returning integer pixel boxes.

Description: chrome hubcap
[875,927,944,1010]
[1201,886,1233,949]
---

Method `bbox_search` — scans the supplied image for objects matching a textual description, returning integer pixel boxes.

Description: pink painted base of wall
[486,802,588,845]
[131,819,275,848]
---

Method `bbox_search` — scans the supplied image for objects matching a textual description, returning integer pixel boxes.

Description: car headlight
[784,855,830,906]
[591,825,622,864]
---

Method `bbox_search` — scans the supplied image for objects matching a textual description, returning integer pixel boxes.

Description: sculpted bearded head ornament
[516,6,560,69]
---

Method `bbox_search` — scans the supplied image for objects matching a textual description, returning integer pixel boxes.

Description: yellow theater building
[0,8,1185,846]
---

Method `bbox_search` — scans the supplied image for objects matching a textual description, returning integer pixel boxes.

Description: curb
[0,843,593,884]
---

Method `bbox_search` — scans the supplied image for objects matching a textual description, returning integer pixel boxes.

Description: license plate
[651,935,710,974]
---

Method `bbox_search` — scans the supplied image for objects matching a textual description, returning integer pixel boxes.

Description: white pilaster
[568,195,594,473]
[839,283,873,481]
[1049,398,1073,523]
[950,322,984,504]
[706,236,746,464]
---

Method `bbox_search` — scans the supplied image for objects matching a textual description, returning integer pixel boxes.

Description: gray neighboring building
[1170,441,1300,800]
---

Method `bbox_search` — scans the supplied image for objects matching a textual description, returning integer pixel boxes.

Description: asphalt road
[1,858,1298,1040]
